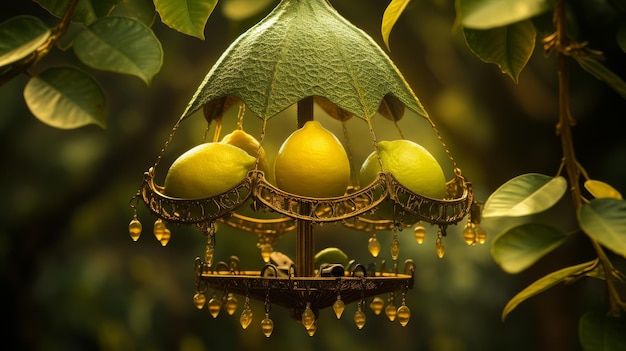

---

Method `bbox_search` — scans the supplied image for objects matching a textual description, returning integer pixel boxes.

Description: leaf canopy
[578,198,626,257]
[459,0,554,30]
[502,260,596,320]
[0,16,51,67]
[181,0,427,121]
[24,66,106,129]
[463,20,536,83]
[73,16,163,85]
[482,174,567,218]
[491,223,569,274]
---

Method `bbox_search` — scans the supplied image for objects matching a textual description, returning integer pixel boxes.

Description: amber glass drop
[391,237,400,260]
[225,293,238,315]
[129,216,142,241]
[260,244,273,263]
[240,307,253,329]
[193,292,206,309]
[475,225,487,244]
[462,223,476,245]
[397,305,411,327]
[153,219,166,241]
[385,303,397,321]
[368,235,381,258]
[435,237,445,258]
[208,296,221,318]
[302,304,315,330]
[306,321,317,336]
[333,298,345,319]
[414,224,426,244]
[369,296,384,315]
[160,228,171,246]
[354,309,366,329]
[261,317,274,337]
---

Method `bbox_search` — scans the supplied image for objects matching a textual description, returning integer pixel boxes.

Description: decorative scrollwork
[141,167,253,224]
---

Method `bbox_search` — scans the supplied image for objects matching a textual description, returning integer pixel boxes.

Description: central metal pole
[296,97,314,277]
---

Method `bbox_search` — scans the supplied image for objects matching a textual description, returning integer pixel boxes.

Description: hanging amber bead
[385,303,397,321]
[354,306,366,329]
[208,296,221,318]
[368,234,381,258]
[225,293,238,315]
[193,292,206,309]
[475,225,487,244]
[369,296,384,315]
[240,306,253,329]
[261,315,274,337]
[153,219,166,241]
[160,228,171,246]
[397,305,411,327]
[333,297,345,319]
[414,224,426,244]
[462,222,476,245]
[302,303,315,330]
[435,234,445,258]
[306,321,317,336]
[129,216,142,241]
[391,237,400,261]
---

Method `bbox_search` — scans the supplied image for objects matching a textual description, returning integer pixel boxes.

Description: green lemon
[221,129,273,183]
[360,140,446,198]
[274,120,351,198]
[164,142,256,199]
[314,247,349,269]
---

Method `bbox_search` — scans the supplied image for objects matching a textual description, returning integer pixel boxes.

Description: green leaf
[502,260,596,320]
[154,0,218,39]
[483,174,567,218]
[459,0,554,29]
[73,17,163,84]
[579,311,626,351]
[24,66,106,129]
[381,0,411,51]
[584,180,623,200]
[0,16,51,67]
[35,0,99,24]
[574,56,626,100]
[579,198,626,257]
[491,223,569,274]
[221,0,276,21]
[181,0,427,121]
[111,0,157,26]
[463,20,536,83]
[617,24,626,53]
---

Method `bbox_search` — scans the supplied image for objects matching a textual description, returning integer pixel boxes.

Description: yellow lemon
[164,142,256,199]
[274,121,350,198]
[221,129,273,183]
[359,140,447,199]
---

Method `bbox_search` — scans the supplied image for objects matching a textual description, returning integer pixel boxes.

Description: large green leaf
[482,174,567,218]
[463,20,536,83]
[578,198,626,257]
[459,0,554,29]
[181,0,427,121]
[579,311,626,351]
[24,66,106,129]
[574,56,626,100]
[111,0,157,26]
[381,0,411,51]
[73,17,162,85]
[491,223,569,274]
[502,260,596,320]
[153,0,217,39]
[0,16,51,67]
[35,0,95,23]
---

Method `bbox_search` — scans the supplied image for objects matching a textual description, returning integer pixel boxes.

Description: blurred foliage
[1,0,626,351]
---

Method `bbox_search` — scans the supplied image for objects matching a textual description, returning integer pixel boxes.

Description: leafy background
[1,0,625,350]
